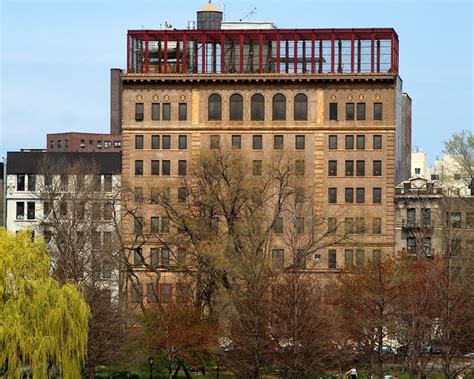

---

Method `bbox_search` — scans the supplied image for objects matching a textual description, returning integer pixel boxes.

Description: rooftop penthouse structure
[126,28,399,77]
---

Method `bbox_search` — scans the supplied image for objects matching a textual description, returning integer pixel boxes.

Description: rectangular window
[356,135,365,149]
[466,212,474,228]
[346,103,354,120]
[135,187,143,203]
[17,174,25,191]
[161,284,172,303]
[151,160,160,175]
[274,135,284,149]
[150,248,159,269]
[274,217,283,234]
[423,208,431,226]
[135,135,144,149]
[356,250,365,267]
[328,188,337,203]
[329,135,337,149]
[104,174,112,192]
[296,217,305,234]
[104,202,113,220]
[373,135,382,149]
[329,103,338,120]
[178,160,187,176]
[356,188,365,203]
[406,208,416,227]
[373,218,382,234]
[161,248,170,266]
[450,212,461,229]
[374,103,383,120]
[345,188,354,203]
[373,188,382,203]
[134,248,144,265]
[162,160,170,176]
[372,250,381,263]
[344,249,353,268]
[272,249,284,269]
[232,135,241,149]
[150,187,159,204]
[423,237,432,257]
[407,237,416,252]
[328,160,337,176]
[345,135,354,149]
[162,103,171,120]
[178,248,187,265]
[357,103,366,120]
[151,103,160,120]
[132,284,142,303]
[161,217,170,233]
[134,218,143,235]
[328,250,337,269]
[16,201,25,220]
[345,218,354,234]
[355,217,365,234]
[178,135,187,149]
[162,135,171,149]
[135,103,144,121]
[328,218,337,234]
[57,140,62,148]
[356,161,365,177]
[179,103,187,121]
[178,187,187,203]
[295,187,305,204]
[295,135,305,150]
[345,161,354,176]
[151,135,160,149]
[253,135,263,149]
[135,160,143,176]
[93,174,102,192]
[26,202,35,220]
[27,174,36,191]
[295,160,305,176]
[253,160,262,176]
[210,135,220,149]
[373,161,382,176]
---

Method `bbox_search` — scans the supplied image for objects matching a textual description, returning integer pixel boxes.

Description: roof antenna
[240,7,257,22]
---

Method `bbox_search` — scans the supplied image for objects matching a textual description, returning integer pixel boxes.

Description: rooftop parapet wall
[127,28,399,76]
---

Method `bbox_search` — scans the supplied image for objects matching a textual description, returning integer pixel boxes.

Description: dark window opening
[346,103,354,120]
[152,103,160,120]
[345,188,354,203]
[294,93,308,121]
[208,94,222,121]
[329,135,337,149]
[328,160,337,176]
[230,93,244,121]
[178,135,187,150]
[357,103,366,120]
[374,103,383,120]
[135,135,144,149]
[272,94,286,121]
[179,103,187,121]
[232,135,241,149]
[135,103,144,121]
[251,93,265,121]
[162,103,171,121]
[253,135,263,150]
[274,135,284,149]
[329,103,338,120]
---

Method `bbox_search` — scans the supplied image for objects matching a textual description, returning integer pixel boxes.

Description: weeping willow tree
[0,229,89,378]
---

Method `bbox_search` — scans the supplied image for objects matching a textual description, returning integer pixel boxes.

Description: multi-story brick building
[120,3,412,302]
[395,177,474,258]
[47,132,122,152]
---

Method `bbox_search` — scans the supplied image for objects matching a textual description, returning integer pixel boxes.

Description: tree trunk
[183,365,192,379]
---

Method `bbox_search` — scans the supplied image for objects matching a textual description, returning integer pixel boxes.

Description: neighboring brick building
[395,177,474,258]
[120,3,412,303]
[47,132,122,152]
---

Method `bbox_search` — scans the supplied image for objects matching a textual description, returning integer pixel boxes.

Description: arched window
[229,94,243,121]
[294,93,308,121]
[251,94,265,121]
[272,94,286,121]
[208,94,222,121]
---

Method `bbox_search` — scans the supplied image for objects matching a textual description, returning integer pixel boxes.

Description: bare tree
[33,157,124,377]
[336,255,402,379]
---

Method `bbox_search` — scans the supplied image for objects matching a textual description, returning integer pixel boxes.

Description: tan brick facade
[121,77,400,302]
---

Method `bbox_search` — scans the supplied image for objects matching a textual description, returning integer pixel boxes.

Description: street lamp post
[148,357,154,379]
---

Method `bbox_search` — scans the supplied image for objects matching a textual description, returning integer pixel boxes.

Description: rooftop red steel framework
[127,28,399,76]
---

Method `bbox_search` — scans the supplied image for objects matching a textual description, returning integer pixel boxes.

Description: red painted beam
[276,34,281,73]
[239,33,244,73]
[163,35,168,74]
[182,34,187,73]
[331,31,335,73]
[311,33,315,74]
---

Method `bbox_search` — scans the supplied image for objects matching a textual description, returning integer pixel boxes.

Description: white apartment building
[5,151,122,302]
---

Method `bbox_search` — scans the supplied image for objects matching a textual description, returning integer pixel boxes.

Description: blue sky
[1,0,472,162]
